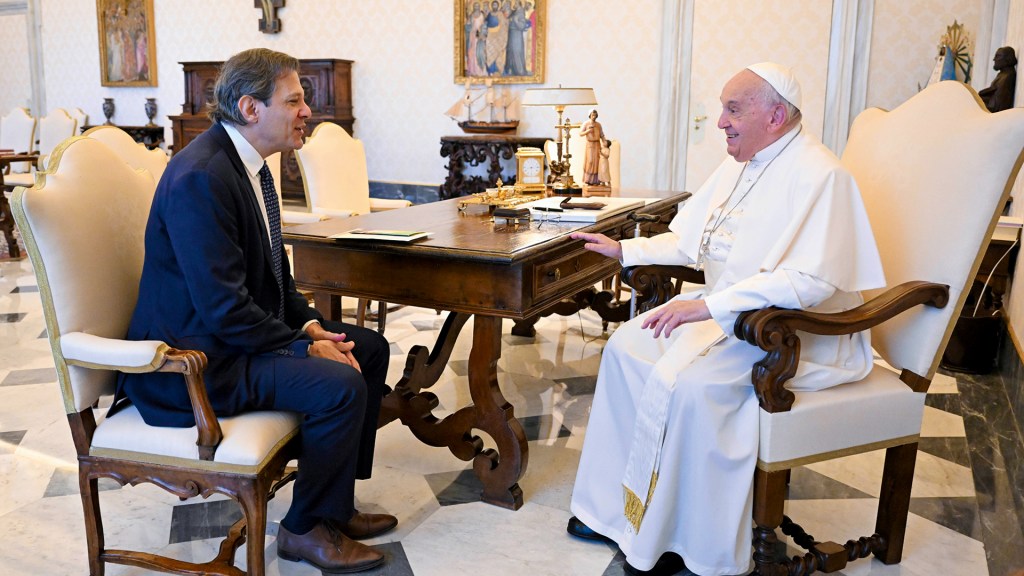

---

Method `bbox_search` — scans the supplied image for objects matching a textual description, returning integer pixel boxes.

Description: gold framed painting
[455,0,544,84]
[96,0,158,87]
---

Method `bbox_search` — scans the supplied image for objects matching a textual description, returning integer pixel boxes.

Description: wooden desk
[0,152,39,258]
[284,190,688,509]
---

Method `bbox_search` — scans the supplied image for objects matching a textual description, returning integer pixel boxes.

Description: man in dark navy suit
[118,48,394,573]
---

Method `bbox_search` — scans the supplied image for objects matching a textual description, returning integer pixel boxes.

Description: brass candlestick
[548,114,582,193]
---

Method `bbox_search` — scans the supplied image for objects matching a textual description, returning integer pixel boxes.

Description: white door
[682,0,835,190]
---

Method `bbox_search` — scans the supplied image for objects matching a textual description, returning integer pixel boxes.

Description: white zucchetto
[746,62,802,111]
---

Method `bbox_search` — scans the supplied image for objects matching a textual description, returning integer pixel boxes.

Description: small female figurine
[579,109,605,186]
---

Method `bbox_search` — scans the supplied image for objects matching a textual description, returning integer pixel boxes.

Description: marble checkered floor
[1,254,1021,576]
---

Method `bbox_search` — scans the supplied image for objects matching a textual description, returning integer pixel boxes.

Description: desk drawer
[533,248,611,297]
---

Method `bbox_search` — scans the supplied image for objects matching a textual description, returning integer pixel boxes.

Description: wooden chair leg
[237,483,268,576]
[356,298,369,327]
[376,301,387,334]
[79,472,105,576]
[329,294,342,323]
[874,442,918,564]
[752,467,788,576]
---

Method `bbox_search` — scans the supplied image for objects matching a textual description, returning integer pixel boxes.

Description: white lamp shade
[521,88,598,107]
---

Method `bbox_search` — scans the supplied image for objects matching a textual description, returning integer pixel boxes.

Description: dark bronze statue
[978,46,1016,113]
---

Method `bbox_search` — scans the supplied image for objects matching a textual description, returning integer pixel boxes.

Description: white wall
[22,0,661,189]
[867,0,981,111]
[0,13,31,115]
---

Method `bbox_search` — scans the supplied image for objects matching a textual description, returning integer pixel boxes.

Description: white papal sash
[622,318,726,532]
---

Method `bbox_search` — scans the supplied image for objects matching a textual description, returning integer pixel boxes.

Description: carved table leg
[312,291,342,322]
[380,312,527,510]
[378,311,471,428]
[469,315,527,508]
[510,315,540,337]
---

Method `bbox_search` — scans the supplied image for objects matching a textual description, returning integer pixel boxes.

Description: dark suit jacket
[118,122,322,427]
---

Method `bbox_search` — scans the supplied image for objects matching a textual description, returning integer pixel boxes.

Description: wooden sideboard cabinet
[169,59,355,204]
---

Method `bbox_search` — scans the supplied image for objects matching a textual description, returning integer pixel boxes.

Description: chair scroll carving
[162,348,222,460]
[734,280,950,412]
[620,265,705,314]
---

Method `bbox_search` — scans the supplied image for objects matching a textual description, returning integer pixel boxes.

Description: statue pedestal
[583,184,612,197]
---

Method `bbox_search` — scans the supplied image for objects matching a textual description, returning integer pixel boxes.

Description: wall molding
[653,0,694,191]
[823,0,873,157]
[26,0,43,115]
[974,0,1011,90]
[1,0,42,114]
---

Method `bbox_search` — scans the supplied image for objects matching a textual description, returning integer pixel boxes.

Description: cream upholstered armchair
[5,108,78,188]
[294,122,412,331]
[543,126,621,190]
[36,108,79,169]
[0,108,39,259]
[620,81,1024,575]
[70,107,89,130]
[11,136,301,576]
[83,125,168,183]
[264,151,322,226]
[0,107,37,175]
[295,121,411,218]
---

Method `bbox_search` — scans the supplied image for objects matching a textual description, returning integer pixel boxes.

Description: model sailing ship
[446,80,519,134]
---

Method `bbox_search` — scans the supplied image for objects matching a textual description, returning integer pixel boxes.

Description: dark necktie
[258,162,285,320]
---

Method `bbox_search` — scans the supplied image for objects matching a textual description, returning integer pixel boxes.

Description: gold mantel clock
[514,147,547,193]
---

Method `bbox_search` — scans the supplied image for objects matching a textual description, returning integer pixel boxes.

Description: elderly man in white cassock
[565,63,885,576]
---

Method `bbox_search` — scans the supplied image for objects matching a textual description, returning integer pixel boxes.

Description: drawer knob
[548,268,561,281]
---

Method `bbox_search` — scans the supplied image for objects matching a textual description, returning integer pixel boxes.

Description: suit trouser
[227,319,390,533]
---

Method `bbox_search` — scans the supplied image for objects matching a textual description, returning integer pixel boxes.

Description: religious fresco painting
[455,0,544,84]
[96,0,158,87]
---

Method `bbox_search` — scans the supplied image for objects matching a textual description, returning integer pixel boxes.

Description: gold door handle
[693,115,708,131]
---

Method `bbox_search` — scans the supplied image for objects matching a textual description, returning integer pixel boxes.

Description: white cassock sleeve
[619,233,694,267]
[703,270,837,335]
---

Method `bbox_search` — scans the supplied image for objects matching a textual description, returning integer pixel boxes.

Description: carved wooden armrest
[60,332,223,460]
[733,280,949,413]
[0,153,39,165]
[0,153,39,174]
[158,348,223,460]
[620,265,706,314]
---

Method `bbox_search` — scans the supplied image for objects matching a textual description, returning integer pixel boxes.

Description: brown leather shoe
[277,521,384,574]
[337,511,399,540]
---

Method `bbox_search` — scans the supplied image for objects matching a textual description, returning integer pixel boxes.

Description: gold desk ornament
[458,178,543,213]
[514,147,547,194]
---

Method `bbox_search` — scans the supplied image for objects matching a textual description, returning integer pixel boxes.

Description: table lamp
[521,87,597,195]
